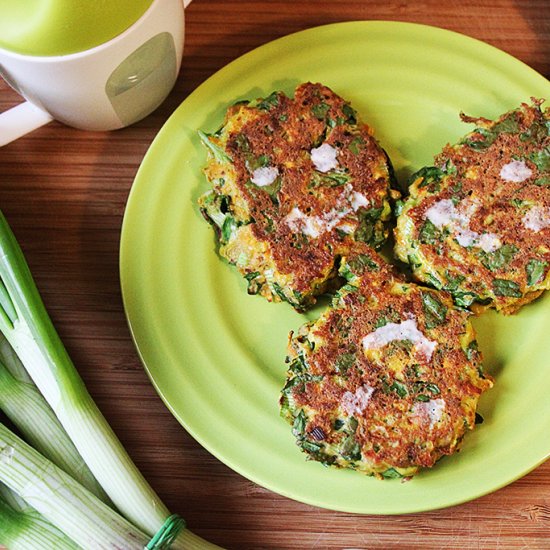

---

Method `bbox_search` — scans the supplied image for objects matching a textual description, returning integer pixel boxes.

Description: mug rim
[0,0,182,63]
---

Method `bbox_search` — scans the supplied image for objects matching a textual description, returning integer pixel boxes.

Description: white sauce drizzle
[362,317,437,362]
[341,385,375,416]
[250,166,279,187]
[336,221,356,235]
[310,143,339,172]
[285,208,322,238]
[350,191,369,211]
[523,205,550,232]
[425,198,501,252]
[284,184,369,238]
[411,398,446,429]
[500,160,532,183]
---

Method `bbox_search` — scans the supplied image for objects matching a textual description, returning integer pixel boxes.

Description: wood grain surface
[1,1,549,548]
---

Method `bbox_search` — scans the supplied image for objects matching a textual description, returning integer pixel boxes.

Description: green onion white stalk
[0,211,220,549]
[0,422,150,549]
[0,482,79,549]
[0,334,109,503]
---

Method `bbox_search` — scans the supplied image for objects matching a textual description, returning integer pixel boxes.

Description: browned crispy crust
[199,83,397,309]
[395,100,550,314]
[280,245,492,478]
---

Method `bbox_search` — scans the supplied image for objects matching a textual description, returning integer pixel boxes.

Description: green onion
[0,211,219,549]
[255,91,280,111]
[334,352,356,374]
[492,278,522,298]
[198,130,231,163]
[339,434,361,461]
[443,271,466,292]
[199,191,227,228]
[389,380,408,398]
[381,467,404,479]
[221,215,237,243]
[311,102,330,120]
[0,334,109,503]
[0,483,78,549]
[479,244,518,272]
[534,175,550,186]
[421,291,448,329]
[526,258,548,286]
[342,104,357,124]
[529,146,550,172]
[453,291,478,308]
[418,219,442,245]
[313,171,351,187]
[410,165,444,188]
[0,422,149,549]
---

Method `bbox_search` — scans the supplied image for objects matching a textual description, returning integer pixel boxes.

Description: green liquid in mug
[0,0,154,56]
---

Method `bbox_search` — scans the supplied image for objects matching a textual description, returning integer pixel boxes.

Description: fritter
[280,246,493,478]
[198,82,397,310]
[395,99,550,314]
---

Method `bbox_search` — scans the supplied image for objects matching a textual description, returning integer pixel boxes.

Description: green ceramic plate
[120,21,550,514]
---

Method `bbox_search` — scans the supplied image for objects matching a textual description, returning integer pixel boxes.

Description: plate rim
[120,20,550,515]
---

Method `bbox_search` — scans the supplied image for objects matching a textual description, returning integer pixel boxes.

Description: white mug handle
[0,0,191,147]
[0,101,54,147]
